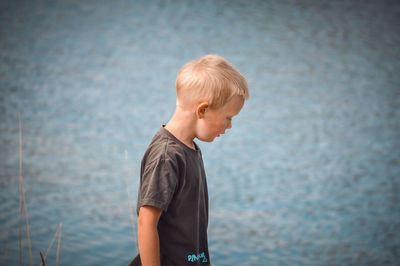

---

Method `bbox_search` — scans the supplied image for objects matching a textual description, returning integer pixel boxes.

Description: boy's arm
[138,205,162,266]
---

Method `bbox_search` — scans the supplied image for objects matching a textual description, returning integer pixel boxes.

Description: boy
[130,54,249,266]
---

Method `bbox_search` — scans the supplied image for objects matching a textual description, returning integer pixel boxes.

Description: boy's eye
[226,117,232,121]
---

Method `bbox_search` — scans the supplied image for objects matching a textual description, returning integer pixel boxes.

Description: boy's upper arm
[138,205,162,226]
[138,156,179,213]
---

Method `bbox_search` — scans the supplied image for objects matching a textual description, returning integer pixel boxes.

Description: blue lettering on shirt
[187,252,207,263]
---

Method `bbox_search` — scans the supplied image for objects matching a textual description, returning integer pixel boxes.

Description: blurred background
[1,0,399,265]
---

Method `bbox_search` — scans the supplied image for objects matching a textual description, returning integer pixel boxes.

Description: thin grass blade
[125,150,138,253]
[18,112,23,266]
[19,113,33,266]
[1,245,8,266]
[55,223,62,266]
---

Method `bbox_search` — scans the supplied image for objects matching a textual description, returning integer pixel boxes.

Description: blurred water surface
[1,0,399,265]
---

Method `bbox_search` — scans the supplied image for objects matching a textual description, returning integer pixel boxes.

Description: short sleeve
[137,157,178,213]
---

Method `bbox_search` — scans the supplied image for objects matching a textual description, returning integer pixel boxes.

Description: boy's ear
[196,102,209,118]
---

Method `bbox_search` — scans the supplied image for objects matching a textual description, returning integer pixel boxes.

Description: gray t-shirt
[137,126,210,265]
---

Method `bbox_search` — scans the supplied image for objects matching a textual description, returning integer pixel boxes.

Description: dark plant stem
[39,252,46,266]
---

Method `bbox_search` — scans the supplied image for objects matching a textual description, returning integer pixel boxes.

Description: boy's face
[196,95,245,142]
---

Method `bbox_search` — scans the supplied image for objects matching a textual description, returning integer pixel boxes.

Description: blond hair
[175,54,249,109]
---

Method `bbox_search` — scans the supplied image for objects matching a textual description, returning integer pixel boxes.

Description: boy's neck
[164,106,197,150]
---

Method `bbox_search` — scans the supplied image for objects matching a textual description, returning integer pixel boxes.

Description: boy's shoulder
[143,126,198,166]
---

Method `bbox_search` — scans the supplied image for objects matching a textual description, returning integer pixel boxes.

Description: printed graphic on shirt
[188,252,208,263]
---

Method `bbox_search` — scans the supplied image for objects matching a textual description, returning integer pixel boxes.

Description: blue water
[1,0,399,265]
